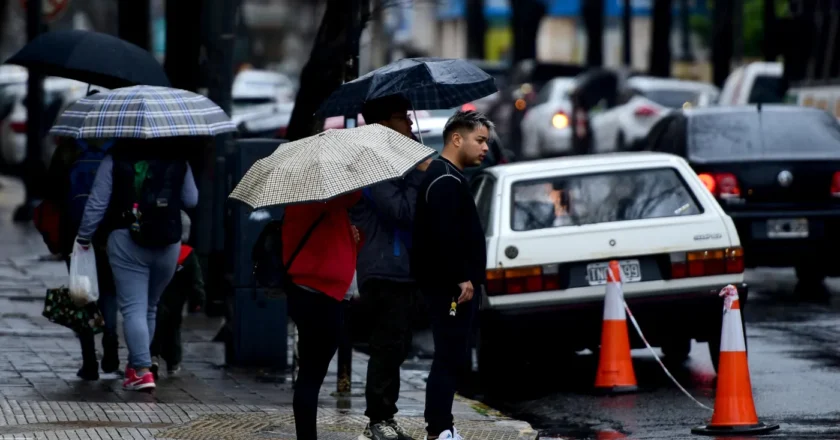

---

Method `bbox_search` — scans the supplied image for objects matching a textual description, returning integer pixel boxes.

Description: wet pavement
[476,270,840,440]
[0,177,538,439]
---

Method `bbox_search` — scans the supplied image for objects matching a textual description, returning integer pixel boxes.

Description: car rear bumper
[728,210,840,266]
[481,283,747,350]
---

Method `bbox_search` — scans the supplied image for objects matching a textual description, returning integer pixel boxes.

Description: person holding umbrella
[230,124,436,440]
[50,85,237,391]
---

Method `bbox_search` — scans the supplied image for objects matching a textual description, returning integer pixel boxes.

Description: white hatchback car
[470,152,745,380]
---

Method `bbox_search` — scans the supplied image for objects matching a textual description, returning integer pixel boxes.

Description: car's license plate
[586,260,642,286]
[767,218,808,239]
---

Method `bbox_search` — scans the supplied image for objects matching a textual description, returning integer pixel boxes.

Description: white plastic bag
[69,240,99,305]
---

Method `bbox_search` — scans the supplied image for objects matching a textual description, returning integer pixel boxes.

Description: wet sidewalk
[0,177,538,439]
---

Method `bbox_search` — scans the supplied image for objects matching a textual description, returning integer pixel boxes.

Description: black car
[644,105,840,285]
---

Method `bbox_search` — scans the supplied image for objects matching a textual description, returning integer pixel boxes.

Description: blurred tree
[691,0,789,59]
[118,0,150,50]
[581,0,604,67]
[165,0,203,92]
[511,0,545,63]
[649,0,673,77]
[466,0,486,59]
[711,0,732,87]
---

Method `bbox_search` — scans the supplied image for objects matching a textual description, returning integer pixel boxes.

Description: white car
[231,69,296,137]
[470,152,744,380]
[718,61,783,106]
[519,77,576,160]
[590,76,720,153]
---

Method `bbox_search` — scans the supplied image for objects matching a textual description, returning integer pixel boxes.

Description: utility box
[224,138,289,368]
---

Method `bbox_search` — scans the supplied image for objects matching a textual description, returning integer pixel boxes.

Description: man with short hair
[353,95,429,440]
[410,110,493,440]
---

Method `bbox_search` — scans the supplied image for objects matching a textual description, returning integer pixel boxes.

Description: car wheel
[661,337,691,362]
[796,260,827,286]
[616,132,628,151]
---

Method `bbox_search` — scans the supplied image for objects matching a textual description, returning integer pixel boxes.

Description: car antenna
[757,101,762,112]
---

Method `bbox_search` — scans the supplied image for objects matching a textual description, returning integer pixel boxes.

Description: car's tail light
[831,171,840,197]
[461,103,477,112]
[10,121,26,134]
[698,172,741,199]
[275,126,288,139]
[634,105,658,117]
[485,264,560,296]
[670,247,743,279]
[551,111,569,129]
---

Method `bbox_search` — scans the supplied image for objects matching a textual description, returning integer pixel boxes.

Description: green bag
[42,287,105,334]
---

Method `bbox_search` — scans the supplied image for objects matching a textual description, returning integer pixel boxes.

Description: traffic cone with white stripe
[594,260,638,393]
[691,285,779,436]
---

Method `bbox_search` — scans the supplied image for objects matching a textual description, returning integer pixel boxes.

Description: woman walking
[75,139,198,391]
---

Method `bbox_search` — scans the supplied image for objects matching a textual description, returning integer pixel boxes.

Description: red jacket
[283,192,362,301]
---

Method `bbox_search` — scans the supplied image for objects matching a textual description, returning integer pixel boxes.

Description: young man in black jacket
[410,110,493,440]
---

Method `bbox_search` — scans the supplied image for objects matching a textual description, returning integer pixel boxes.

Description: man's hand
[351,225,360,244]
[457,280,474,304]
[416,158,432,172]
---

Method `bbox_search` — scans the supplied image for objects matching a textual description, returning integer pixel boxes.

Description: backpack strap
[284,212,327,272]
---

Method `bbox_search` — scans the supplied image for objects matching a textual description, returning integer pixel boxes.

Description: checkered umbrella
[317,57,497,117]
[49,86,237,139]
[229,124,436,209]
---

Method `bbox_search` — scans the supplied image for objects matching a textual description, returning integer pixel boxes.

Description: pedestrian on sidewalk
[283,192,362,440]
[75,139,198,392]
[150,210,205,377]
[351,96,430,440]
[410,111,493,440]
[43,135,119,380]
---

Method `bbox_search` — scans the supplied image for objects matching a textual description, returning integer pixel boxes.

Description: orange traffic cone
[594,260,638,393]
[692,285,779,436]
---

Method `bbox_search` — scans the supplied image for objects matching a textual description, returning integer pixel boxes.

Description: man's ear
[451,131,462,148]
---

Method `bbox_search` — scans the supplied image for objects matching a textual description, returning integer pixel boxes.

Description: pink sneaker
[123,368,155,391]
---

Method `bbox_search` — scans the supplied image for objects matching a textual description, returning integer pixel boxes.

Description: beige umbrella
[229,123,436,209]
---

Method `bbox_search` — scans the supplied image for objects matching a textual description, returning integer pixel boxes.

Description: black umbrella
[317,57,497,117]
[4,30,170,89]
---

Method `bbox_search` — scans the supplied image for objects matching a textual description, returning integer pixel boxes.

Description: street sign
[19,0,70,24]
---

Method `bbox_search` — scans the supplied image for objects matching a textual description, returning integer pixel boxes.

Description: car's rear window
[688,110,840,161]
[747,75,785,104]
[642,89,702,109]
[510,168,703,231]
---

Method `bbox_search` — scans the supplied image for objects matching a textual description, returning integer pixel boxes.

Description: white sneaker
[424,428,462,440]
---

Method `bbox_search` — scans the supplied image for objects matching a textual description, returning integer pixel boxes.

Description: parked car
[519,77,576,159]
[718,62,784,106]
[471,152,744,381]
[643,104,840,286]
[231,69,296,138]
[590,76,719,153]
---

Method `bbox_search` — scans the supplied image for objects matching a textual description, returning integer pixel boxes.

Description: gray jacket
[351,169,425,289]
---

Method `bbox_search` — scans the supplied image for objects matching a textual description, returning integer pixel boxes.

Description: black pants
[423,287,478,437]
[150,290,187,366]
[360,279,416,423]
[288,284,344,440]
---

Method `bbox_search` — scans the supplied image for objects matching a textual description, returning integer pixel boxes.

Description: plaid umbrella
[317,57,497,117]
[49,86,237,139]
[229,124,436,209]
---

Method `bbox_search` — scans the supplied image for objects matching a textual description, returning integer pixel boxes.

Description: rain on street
[473,268,840,439]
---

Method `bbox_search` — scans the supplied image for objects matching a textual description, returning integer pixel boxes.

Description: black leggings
[288,285,344,440]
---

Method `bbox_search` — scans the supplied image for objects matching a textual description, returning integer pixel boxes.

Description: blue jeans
[107,229,179,369]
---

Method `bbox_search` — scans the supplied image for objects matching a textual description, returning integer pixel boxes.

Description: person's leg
[363,280,415,426]
[289,287,343,440]
[168,294,187,370]
[423,290,477,438]
[95,247,120,373]
[76,330,99,380]
[146,244,179,375]
[107,231,153,373]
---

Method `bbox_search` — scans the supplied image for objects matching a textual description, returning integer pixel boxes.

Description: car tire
[661,337,691,362]
[795,261,827,286]
[616,132,627,151]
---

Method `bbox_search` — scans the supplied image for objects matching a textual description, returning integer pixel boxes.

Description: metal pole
[679,0,693,61]
[732,0,744,66]
[337,0,366,396]
[622,0,632,67]
[19,0,44,222]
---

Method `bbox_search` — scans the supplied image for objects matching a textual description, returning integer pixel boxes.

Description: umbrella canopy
[4,30,170,89]
[229,124,436,209]
[49,85,237,139]
[317,57,497,117]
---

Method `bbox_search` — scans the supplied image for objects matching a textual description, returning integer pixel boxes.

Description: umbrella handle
[411,102,424,145]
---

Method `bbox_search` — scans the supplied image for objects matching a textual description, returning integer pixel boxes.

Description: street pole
[17,0,44,223]
[732,0,743,67]
[622,0,632,67]
[679,0,693,61]
[337,0,367,396]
